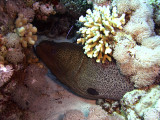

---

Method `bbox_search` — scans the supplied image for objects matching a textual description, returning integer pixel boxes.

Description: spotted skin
[36,41,134,100]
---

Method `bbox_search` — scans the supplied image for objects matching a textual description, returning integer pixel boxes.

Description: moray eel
[35,41,134,100]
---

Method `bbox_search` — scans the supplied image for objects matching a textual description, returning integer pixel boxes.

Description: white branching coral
[77,5,126,63]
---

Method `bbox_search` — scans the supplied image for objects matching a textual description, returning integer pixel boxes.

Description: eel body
[35,41,134,100]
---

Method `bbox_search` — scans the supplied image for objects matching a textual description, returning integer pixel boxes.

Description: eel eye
[87,88,99,95]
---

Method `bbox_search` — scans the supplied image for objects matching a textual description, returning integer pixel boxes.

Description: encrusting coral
[121,85,160,120]
[33,2,56,21]
[6,48,25,64]
[0,64,13,87]
[77,5,125,63]
[15,14,37,47]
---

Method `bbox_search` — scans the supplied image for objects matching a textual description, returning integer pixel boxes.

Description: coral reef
[0,0,35,34]
[2,33,25,64]
[4,33,21,48]
[112,0,160,88]
[76,0,160,87]
[0,35,8,64]
[0,64,13,87]
[6,48,25,64]
[77,5,125,63]
[121,85,160,120]
[15,14,37,47]
[19,7,35,23]
[0,94,23,120]
[0,0,160,119]
[87,0,111,6]
[149,0,160,25]
[96,99,120,114]
[33,2,56,21]
[24,64,48,94]
[60,0,92,18]
[112,0,154,43]
[5,0,19,18]
[148,0,160,35]
[11,64,48,110]
[113,32,160,87]
[0,1,15,34]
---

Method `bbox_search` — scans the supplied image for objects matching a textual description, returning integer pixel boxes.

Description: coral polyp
[77,5,125,63]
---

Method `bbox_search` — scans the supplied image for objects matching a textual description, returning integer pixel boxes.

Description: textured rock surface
[121,85,160,120]
[36,41,134,100]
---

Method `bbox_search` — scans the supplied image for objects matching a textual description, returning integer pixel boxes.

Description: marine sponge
[15,14,37,48]
[77,5,126,63]
[113,0,154,43]
[113,32,160,87]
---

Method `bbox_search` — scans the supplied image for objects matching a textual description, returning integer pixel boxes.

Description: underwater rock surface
[36,41,134,100]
